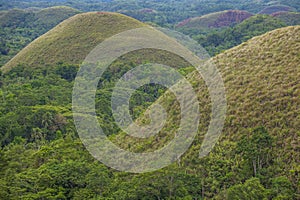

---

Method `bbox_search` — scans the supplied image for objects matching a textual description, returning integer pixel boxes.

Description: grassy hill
[112,25,300,198]
[176,10,253,30]
[116,25,300,155]
[1,12,146,72]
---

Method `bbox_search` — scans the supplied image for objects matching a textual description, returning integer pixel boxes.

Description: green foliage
[0,135,113,199]
[55,63,78,82]
[0,64,73,146]
[227,178,267,200]
[269,176,294,200]
[237,127,274,177]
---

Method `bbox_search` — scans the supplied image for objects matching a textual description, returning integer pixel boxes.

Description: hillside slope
[113,25,300,198]
[117,25,300,157]
[2,12,145,72]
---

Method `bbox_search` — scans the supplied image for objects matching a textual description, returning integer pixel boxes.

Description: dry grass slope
[215,25,299,142]
[113,26,300,176]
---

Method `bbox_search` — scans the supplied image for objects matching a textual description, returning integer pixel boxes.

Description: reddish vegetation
[176,18,191,27]
[97,12,107,15]
[211,10,253,28]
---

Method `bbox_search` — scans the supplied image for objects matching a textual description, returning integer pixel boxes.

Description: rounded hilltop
[177,10,253,29]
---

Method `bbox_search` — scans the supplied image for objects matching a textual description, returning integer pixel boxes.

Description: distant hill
[34,6,81,29]
[0,6,80,29]
[272,11,300,26]
[176,10,253,30]
[259,5,296,15]
[1,12,145,72]
[0,9,34,27]
[0,6,80,66]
